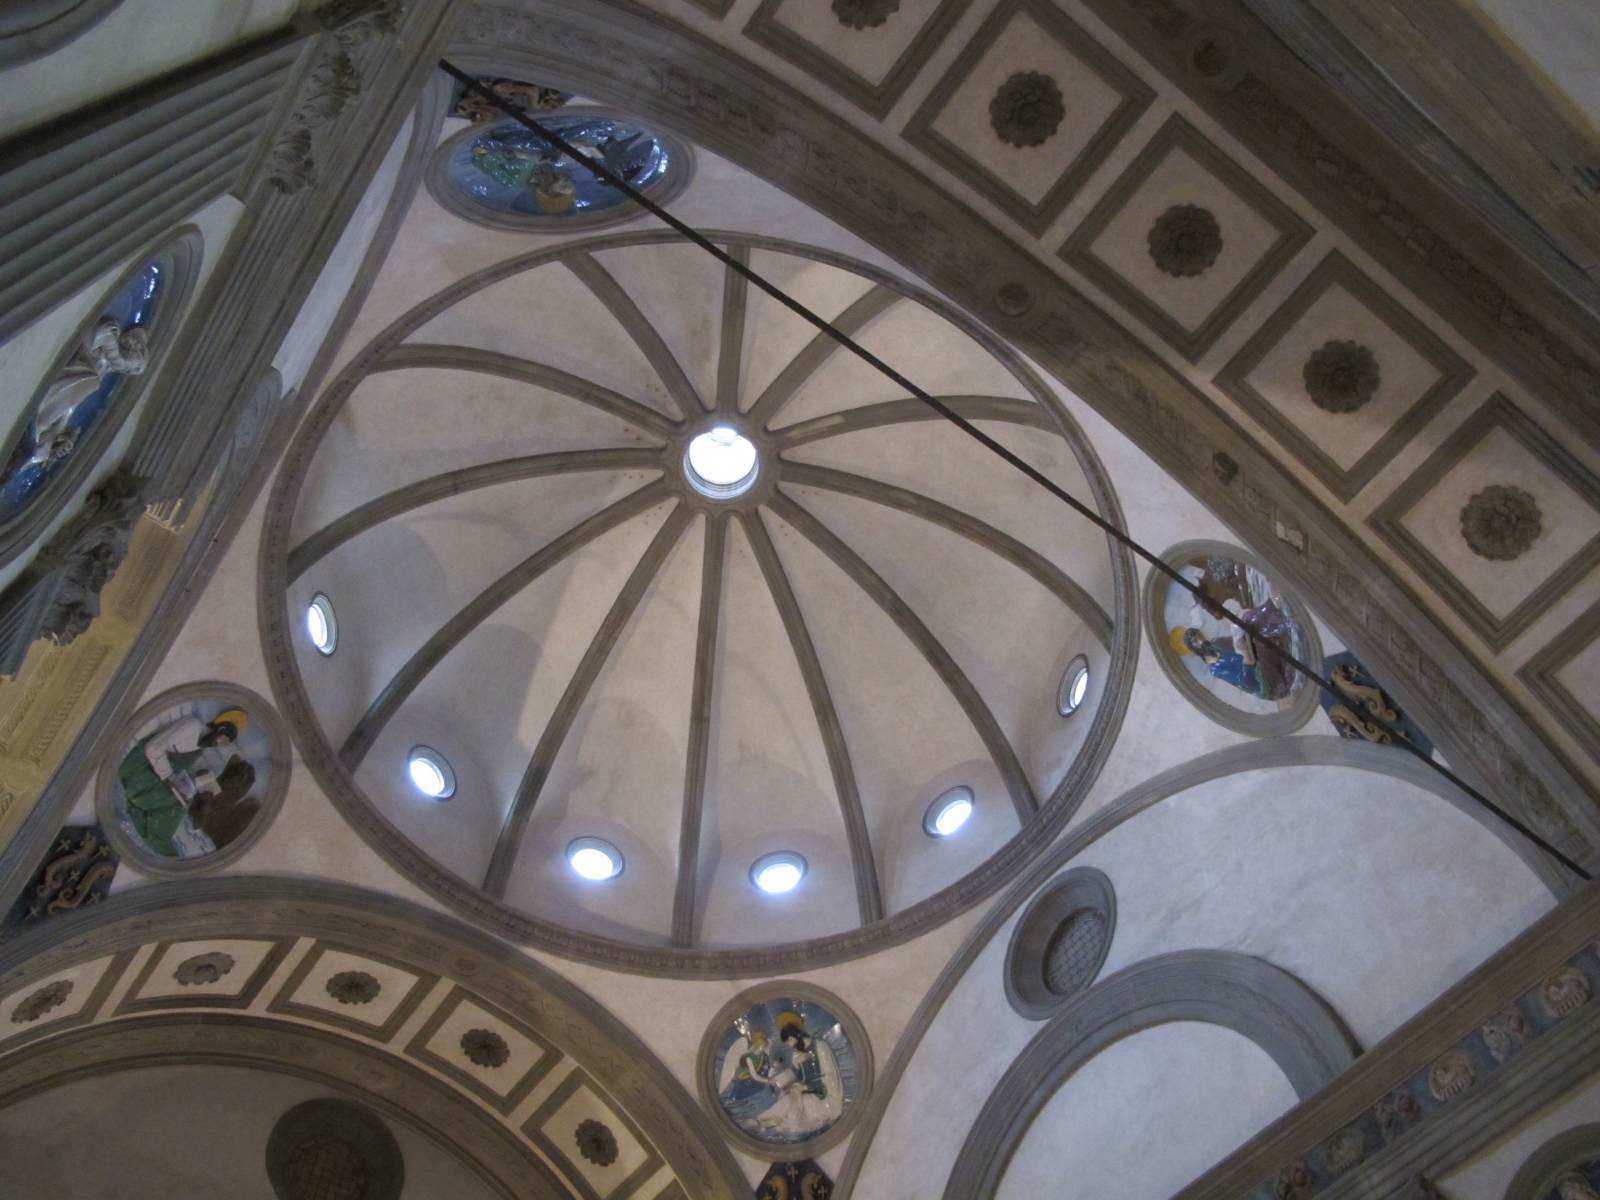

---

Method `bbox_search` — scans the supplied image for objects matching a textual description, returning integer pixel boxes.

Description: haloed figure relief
[1164,552,1309,713]
[712,998,862,1149]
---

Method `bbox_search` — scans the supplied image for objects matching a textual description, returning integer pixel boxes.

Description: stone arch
[1505,1124,1600,1200]
[0,876,748,1200]
[941,949,1359,1200]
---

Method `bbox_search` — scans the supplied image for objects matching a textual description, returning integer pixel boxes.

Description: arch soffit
[834,734,1561,1198]
[258,225,1141,977]
[440,0,1600,884]
[941,949,1359,1200]
[0,876,748,1200]
[1504,1123,1600,1200]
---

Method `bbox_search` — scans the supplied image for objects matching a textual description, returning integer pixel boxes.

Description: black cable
[438,60,1592,882]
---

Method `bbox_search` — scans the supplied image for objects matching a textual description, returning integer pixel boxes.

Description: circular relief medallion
[427,107,693,233]
[699,982,872,1158]
[95,682,290,876]
[1004,866,1115,1019]
[267,1098,403,1200]
[1143,540,1323,735]
[1147,204,1223,278]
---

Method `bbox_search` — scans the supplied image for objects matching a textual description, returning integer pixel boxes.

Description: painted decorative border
[1504,1122,1600,1200]
[405,984,563,1116]
[902,0,1154,235]
[1002,864,1115,1020]
[695,979,874,1160]
[1060,114,1312,362]
[1215,250,1475,503]
[265,939,441,1041]
[1518,599,1600,769]
[1368,394,1600,652]
[258,226,1140,977]
[742,0,974,119]
[0,225,203,567]
[524,1068,664,1200]
[92,680,292,878]
[1141,538,1324,737]
[422,106,696,235]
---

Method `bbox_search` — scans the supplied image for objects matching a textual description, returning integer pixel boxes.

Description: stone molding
[259,226,1140,976]
[91,680,292,878]
[1503,1123,1600,1200]
[834,734,1567,1198]
[1170,882,1600,1200]
[1002,864,1115,1019]
[0,0,122,67]
[445,0,1600,885]
[694,979,874,1160]
[943,950,1359,1199]
[0,876,748,1199]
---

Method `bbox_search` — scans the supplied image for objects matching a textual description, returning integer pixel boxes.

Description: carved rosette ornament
[1480,1008,1531,1062]
[1148,204,1223,277]
[1460,484,1543,561]
[1541,967,1592,1017]
[989,71,1066,148]
[574,1118,619,1167]
[831,0,900,29]
[460,1027,510,1068]
[1426,1048,1475,1101]
[1273,1157,1313,1200]
[10,979,72,1023]
[326,970,381,1005]
[1303,340,1381,413]
[1373,1087,1421,1142]
[174,951,235,986]
[1322,1127,1367,1176]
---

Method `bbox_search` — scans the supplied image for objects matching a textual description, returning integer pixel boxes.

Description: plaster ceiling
[275,228,1129,960]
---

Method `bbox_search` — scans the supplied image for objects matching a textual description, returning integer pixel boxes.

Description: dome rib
[287,447,661,584]
[338,478,672,769]
[741,509,882,927]
[381,343,682,439]
[782,461,1113,648]
[768,489,1040,824]
[744,284,900,428]
[713,247,749,417]
[566,252,705,419]
[773,395,1054,448]
[484,501,693,898]
[672,512,728,946]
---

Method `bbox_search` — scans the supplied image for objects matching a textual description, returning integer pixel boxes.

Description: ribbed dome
[266,231,1135,972]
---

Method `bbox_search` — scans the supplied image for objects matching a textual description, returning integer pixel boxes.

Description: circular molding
[1504,1123,1600,1200]
[258,228,1140,977]
[1055,653,1090,717]
[0,224,202,567]
[695,979,873,1160]
[306,592,338,656]
[1141,539,1323,737]
[423,106,695,235]
[93,681,291,877]
[267,1098,405,1200]
[0,0,121,68]
[1003,866,1115,1019]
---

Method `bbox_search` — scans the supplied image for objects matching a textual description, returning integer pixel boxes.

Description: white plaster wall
[0,0,297,135]
[996,1022,1300,1200]
[1443,1071,1600,1198]
[849,763,1554,1199]
[0,191,245,593]
[0,1064,499,1198]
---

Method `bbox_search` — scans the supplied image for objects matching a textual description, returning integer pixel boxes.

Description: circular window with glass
[750,851,806,895]
[684,425,759,499]
[305,593,337,656]
[406,746,456,800]
[1056,655,1090,717]
[567,836,624,881]
[924,786,975,838]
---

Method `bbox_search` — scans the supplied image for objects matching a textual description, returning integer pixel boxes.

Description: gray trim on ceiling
[261,225,1138,977]
[714,245,749,417]
[744,284,899,430]
[942,950,1359,1200]
[566,251,705,419]
[1518,599,1600,771]
[833,734,1568,1198]
[442,0,1600,881]
[0,876,750,1200]
[772,395,1057,448]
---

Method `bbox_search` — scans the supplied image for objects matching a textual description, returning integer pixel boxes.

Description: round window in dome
[305,593,337,656]
[924,785,975,837]
[685,426,758,499]
[567,836,624,881]
[406,747,456,799]
[1057,655,1090,717]
[750,851,806,894]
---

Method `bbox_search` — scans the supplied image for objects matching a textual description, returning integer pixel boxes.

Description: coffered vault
[1,1,1599,1198]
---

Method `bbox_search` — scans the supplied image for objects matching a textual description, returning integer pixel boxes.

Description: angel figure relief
[717,1010,846,1142]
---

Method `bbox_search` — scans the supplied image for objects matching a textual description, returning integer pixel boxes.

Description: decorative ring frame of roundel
[259,227,1140,978]
[0,224,202,567]
[267,1098,405,1200]
[95,681,291,878]
[424,106,695,234]
[696,979,873,1159]
[1141,538,1324,736]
